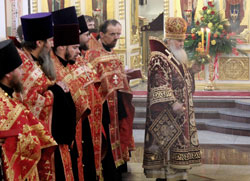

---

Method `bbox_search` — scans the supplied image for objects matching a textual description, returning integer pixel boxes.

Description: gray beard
[38,49,56,80]
[169,44,188,64]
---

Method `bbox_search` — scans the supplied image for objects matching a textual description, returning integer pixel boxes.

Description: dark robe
[143,37,201,180]
[48,83,76,181]
[55,55,97,181]
[30,54,76,180]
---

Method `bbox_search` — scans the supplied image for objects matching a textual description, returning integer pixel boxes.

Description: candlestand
[204,58,215,91]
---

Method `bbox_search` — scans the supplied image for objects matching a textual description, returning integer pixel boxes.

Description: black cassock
[48,84,76,181]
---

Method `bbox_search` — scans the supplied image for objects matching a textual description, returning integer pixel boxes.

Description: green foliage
[184,0,242,64]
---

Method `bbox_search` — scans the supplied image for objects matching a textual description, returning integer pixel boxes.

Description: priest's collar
[56,54,75,67]
[0,83,14,98]
[31,53,39,62]
[102,43,111,52]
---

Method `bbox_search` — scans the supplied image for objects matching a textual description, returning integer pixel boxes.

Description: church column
[124,0,142,86]
[0,0,6,38]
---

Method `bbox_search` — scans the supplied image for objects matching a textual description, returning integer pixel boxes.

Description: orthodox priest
[0,39,57,180]
[51,7,102,181]
[85,19,135,181]
[18,12,77,180]
[78,13,104,180]
[83,15,100,52]
[78,15,91,56]
[143,17,201,181]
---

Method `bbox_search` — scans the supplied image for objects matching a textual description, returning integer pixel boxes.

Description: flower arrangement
[184,0,244,64]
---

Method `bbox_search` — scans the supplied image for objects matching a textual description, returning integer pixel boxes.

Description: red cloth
[86,41,135,163]
[0,88,57,180]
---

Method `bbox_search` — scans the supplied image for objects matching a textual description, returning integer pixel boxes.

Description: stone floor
[123,163,250,181]
[128,82,250,180]
[133,130,250,145]
[124,130,250,181]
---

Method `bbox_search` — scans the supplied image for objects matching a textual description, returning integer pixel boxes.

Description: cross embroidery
[95,108,101,117]
[113,75,119,85]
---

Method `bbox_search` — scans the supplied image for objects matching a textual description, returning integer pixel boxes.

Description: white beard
[169,44,188,65]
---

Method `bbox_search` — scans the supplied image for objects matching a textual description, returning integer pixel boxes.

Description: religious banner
[225,0,245,33]
[180,0,198,33]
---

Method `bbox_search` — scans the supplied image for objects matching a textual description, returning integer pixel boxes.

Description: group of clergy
[0,6,135,181]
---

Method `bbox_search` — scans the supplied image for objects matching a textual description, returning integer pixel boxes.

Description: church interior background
[1,0,250,180]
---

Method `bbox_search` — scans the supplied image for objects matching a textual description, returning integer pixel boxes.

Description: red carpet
[133,91,250,98]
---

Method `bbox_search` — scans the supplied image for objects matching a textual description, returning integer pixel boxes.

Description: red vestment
[85,41,135,166]
[143,37,201,179]
[15,49,54,130]
[0,87,57,180]
[16,49,74,180]
[51,52,103,180]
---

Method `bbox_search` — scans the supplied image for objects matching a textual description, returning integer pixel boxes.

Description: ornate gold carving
[218,57,249,80]
[85,0,93,16]
[130,55,141,69]
[195,69,205,81]
[119,37,126,49]
[130,0,139,44]
[131,47,140,53]
[32,0,38,13]
[164,0,169,19]
[119,0,125,20]
[119,54,125,66]
[131,31,140,44]
[75,0,81,16]
[196,83,250,90]
[114,49,126,54]
[107,0,115,19]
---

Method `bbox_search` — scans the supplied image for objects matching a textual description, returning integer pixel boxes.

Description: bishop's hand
[172,102,185,115]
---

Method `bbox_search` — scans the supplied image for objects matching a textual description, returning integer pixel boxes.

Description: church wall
[22,0,29,16]
[0,0,6,38]
[139,0,164,22]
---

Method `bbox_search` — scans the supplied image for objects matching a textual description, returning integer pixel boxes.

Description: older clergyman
[143,17,201,181]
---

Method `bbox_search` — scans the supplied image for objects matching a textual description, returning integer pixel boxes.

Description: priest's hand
[190,63,202,74]
[56,81,70,93]
[172,102,185,115]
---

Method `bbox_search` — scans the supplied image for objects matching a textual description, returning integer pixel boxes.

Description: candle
[206,28,211,53]
[201,28,204,50]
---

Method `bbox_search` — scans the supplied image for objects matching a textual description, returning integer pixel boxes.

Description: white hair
[168,39,188,64]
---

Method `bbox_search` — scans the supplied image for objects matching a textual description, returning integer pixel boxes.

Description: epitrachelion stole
[148,109,182,152]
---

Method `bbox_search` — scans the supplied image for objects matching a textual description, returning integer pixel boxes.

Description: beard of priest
[78,15,91,52]
[22,39,56,80]
[164,38,188,65]
[79,32,90,51]
[143,17,201,181]
[0,40,24,94]
[52,44,80,64]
